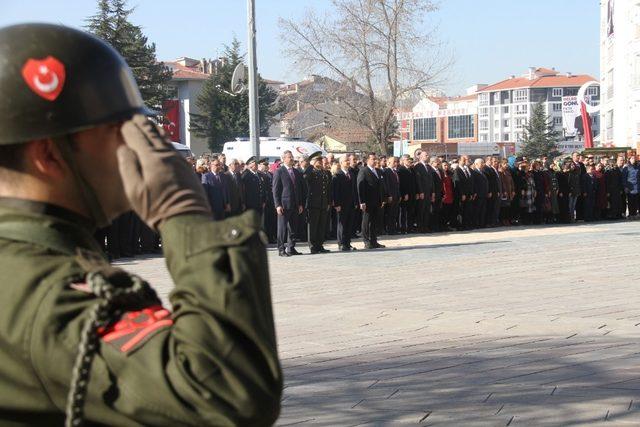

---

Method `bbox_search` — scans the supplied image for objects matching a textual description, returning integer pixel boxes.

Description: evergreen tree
[519,102,561,159]
[86,0,173,110]
[189,38,280,153]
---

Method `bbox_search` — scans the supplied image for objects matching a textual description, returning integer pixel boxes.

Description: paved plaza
[118,220,640,426]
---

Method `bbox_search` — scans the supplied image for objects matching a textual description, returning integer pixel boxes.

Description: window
[494,120,499,128]
[479,107,488,118]
[503,119,510,127]
[493,92,500,104]
[514,89,528,102]
[479,120,488,131]
[448,115,475,139]
[553,117,562,126]
[503,133,510,141]
[552,88,563,98]
[413,117,437,140]
[494,134,500,142]
[515,104,528,115]
[493,106,499,115]
[502,106,509,114]
[480,134,488,142]
[586,86,599,96]
[607,69,614,99]
[552,103,562,112]
[515,118,526,129]
[479,93,489,106]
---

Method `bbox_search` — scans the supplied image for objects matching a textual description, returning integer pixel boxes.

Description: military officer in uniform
[258,158,277,244]
[0,24,281,426]
[241,155,266,216]
[305,152,332,254]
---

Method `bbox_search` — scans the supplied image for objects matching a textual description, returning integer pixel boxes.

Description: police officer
[0,24,281,426]
[305,152,332,254]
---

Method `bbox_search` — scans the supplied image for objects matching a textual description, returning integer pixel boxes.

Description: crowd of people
[98,148,640,259]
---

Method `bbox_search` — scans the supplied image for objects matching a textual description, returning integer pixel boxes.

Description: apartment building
[477,67,599,147]
[600,0,640,148]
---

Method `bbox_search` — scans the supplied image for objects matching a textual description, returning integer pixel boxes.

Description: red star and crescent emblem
[21,56,66,101]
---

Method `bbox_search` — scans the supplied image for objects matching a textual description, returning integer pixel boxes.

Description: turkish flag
[21,56,66,101]
[162,99,180,142]
[580,102,593,149]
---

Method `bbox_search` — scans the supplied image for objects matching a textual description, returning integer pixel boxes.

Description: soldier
[305,152,332,254]
[241,155,266,216]
[258,158,277,243]
[0,24,281,425]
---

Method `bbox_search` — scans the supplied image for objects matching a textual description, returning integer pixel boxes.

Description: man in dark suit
[398,155,416,233]
[452,155,474,230]
[384,156,401,234]
[224,158,244,216]
[241,156,265,216]
[273,150,305,256]
[429,157,443,232]
[348,154,362,237]
[333,155,358,251]
[471,158,489,228]
[202,157,230,221]
[305,152,332,254]
[357,152,386,249]
[483,156,500,227]
[413,151,434,233]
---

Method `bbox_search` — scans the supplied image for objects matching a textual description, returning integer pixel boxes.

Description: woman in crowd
[594,163,608,220]
[498,160,514,226]
[532,161,547,225]
[441,161,455,230]
[556,162,571,223]
[519,162,537,225]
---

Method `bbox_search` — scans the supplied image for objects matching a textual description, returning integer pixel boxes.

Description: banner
[561,96,581,138]
[162,99,180,143]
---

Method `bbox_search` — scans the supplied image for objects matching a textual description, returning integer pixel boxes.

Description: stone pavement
[117,220,640,426]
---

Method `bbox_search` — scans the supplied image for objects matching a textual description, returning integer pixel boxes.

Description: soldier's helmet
[0,23,152,144]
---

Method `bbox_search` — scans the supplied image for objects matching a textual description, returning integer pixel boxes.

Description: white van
[222,137,327,163]
[171,142,194,158]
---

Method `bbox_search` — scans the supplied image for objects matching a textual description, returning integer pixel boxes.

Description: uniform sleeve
[30,212,282,426]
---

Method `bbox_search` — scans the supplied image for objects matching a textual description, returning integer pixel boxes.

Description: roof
[263,79,284,85]
[324,127,372,144]
[448,94,477,102]
[478,73,596,93]
[165,61,210,81]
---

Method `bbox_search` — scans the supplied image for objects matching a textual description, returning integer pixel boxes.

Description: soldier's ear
[27,138,67,180]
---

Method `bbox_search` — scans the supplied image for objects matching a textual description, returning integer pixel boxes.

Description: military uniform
[0,24,282,426]
[305,155,332,253]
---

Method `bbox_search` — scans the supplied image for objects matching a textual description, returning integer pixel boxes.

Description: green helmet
[0,23,153,144]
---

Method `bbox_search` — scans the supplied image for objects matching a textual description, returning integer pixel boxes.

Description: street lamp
[247,0,260,158]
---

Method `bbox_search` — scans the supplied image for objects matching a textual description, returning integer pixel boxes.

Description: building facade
[477,67,599,148]
[398,92,478,158]
[600,0,640,148]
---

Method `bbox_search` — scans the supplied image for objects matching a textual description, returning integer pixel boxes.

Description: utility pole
[247,0,260,158]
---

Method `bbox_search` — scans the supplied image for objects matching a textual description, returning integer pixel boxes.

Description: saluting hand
[276,206,284,216]
[360,203,367,212]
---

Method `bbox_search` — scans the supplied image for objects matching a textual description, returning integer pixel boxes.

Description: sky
[2,0,600,95]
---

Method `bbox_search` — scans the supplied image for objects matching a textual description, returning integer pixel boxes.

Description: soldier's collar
[0,197,95,231]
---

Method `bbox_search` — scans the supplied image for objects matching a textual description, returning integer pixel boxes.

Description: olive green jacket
[0,198,282,426]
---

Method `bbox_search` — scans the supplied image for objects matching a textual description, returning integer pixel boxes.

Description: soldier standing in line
[241,155,266,216]
[258,158,277,243]
[305,152,332,254]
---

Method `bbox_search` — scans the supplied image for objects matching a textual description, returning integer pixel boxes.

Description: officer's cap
[246,155,257,164]
[307,151,323,163]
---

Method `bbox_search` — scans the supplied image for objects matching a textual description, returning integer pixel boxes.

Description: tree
[189,38,280,153]
[86,0,173,110]
[519,102,561,158]
[280,0,450,154]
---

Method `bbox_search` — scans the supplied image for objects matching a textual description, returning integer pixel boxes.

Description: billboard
[561,96,581,138]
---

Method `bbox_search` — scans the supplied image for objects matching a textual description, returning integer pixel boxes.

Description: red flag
[162,100,180,143]
[580,101,593,149]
